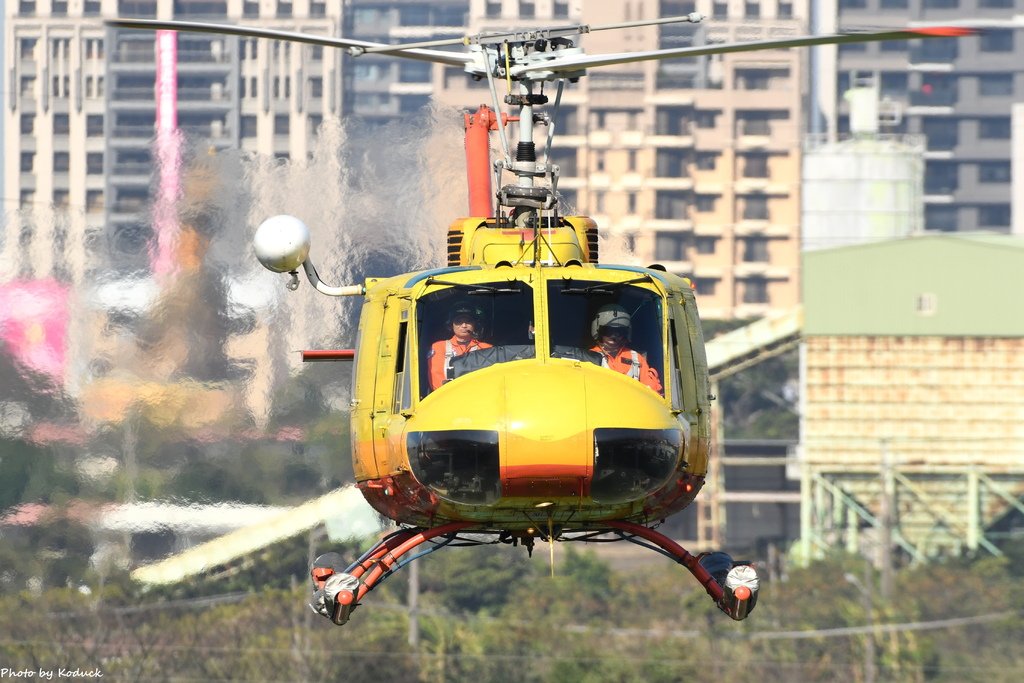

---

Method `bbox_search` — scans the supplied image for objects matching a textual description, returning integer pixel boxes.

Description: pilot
[429,303,493,390]
[589,304,662,394]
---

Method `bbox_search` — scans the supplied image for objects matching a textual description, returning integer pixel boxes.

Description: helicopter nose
[409,360,679,504]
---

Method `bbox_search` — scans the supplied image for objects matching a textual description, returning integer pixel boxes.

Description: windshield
[547,278,664,395]
[417,281,535,397]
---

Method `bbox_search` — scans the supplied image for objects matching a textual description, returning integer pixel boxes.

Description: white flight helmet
[591,304,632,341]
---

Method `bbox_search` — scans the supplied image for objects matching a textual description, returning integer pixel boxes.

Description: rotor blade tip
[911,26,977,37]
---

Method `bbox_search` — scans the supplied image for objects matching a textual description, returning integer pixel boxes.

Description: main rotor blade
[105,18,473,67]
[509,21,1019,77]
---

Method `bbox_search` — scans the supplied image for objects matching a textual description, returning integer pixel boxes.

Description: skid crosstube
[310,520,757,625]
[607,520,758,621]
[310,522,472,625]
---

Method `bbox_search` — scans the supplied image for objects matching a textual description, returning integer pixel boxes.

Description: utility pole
[845,565,877,683]
[408,559,420,648]
[879,439,895,602]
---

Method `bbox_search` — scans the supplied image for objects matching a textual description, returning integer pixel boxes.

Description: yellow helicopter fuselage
[349,217,711,532]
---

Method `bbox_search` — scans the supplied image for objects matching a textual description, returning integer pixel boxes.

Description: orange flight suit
[590,345,662,394]
[429,336,493,390]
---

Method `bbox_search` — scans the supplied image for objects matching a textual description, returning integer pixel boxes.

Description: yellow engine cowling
[447,216,599,267]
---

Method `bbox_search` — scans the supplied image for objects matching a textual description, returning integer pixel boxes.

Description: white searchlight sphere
[254,215,312,273]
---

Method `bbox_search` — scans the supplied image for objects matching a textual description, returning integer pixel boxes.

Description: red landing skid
[310,521,756,625]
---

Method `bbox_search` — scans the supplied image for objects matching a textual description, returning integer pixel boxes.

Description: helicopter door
[372,295,412,475]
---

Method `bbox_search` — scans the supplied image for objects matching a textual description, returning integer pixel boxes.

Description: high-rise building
[823,0,1024,234]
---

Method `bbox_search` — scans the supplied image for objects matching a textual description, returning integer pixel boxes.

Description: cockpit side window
[417,281,535,398]
[547,279,665,395]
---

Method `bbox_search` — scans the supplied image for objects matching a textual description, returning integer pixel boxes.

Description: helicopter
[107,11,998,625]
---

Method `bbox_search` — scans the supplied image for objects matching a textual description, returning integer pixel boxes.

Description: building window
[485,1,502,17]
[915,293,938,316]
[554,1,570,18]
[923,0,957,7]
[980,30,1014,52]
[978,204,1010,227]
[20,76,36,96]
[735,69,770,90]
[520,2,536,18]
[21,115,34,134]
[655,233,689,262]
[277,2,293,18]
[979,117,1011,139]
[744,2,760,17]
[241,115,257,138]
[399,61,431,83]
[880,72,909,97]
[777,2,793,18]
[19,1,36,15]
[120,1,158,17]
[84,0,101,13]
[978,161,1011,183]
[54,115,70,134]
[309,77,323,98]
[243,0,258,17]
[695,236,716,254]
[880,0,907,5]
[594,192,605,213]
[274,115,289,135]
[917,38,958,61]
[742,237,769,262]
[743,279,768,304]
[880,40,907,53]
[86,190,104,213]
[922,118,958,151]
[310,1,327,17]
[925,206,957,231]
[738,112,775,136]
[20,38,37,59]
[979,74,1013,96]
[695,152,716,170]
[742,195,769,220]
[21,152,35,172]
[742,153,769,178]
[694,110,719,129]
[87,153,104,174]
[980,0,1013,6]
[693,278,716,296]
[655,191,688,220]
[925,161,958,194]
[839,0,867,8]
[695,195,717,212]
[627,193,638,214]
[53,190,70,208]
[551,148,578,176]
[87,115,104,136]
[54,152,70,172]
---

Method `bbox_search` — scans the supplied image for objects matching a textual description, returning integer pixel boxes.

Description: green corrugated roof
[803,233,1024,337]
